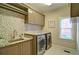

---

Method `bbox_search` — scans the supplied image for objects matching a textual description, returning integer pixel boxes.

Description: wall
[43,4,76,49]
[25,23,42,31]
[0,8,25,46]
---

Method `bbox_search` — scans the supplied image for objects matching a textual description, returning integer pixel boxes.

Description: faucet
[19,33,24,39]
[12,30,17,39]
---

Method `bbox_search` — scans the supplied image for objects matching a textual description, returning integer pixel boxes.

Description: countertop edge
[0,38,33,49]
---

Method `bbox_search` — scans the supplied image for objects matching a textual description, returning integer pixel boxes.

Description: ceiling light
[29,9,32,13]
[44,3,52,5]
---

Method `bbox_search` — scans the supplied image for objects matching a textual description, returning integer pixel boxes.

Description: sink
[8,34,33,43]
[8,38,24,43]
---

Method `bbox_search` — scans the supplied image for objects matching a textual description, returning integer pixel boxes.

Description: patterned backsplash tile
[0,8,42,47]
[0,8,25,46]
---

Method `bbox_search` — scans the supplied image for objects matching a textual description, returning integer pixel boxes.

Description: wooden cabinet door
[6,44,20,55]
[37,14,45,25]
[0,47,8,55]
[0,44,20,55]
[21,40,32,55]
[28,8,44,26]
[28,9,36,24]
[33,11,44,25]
[71,3,79,17]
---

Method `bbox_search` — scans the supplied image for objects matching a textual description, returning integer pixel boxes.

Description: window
[60,18,72,40]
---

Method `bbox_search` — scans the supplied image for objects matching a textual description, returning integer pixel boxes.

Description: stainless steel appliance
[45,32,52,50]
[37,34,46,55]
[24,31,48,55]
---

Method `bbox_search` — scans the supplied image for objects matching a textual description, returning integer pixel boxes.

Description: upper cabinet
[28,9,45,26]
[0,3,28,15]
[0,3,45,26]
[71,3,79,17]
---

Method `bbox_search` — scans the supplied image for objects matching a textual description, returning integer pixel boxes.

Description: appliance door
[46,33,52,50]
[47,33,51,44]
[37,35,46,55]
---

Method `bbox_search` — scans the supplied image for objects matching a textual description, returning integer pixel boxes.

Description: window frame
[59,17,72,40]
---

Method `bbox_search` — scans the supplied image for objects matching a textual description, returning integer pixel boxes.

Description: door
[6,44,20,55]
[21,40,32,55]
[37,35,46,55]
[77,17,79,54]
[28,8,44,26]
[0,44,20,55]
[28,9,36,24]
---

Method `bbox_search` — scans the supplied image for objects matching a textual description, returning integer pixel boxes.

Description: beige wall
[43,4,77,49]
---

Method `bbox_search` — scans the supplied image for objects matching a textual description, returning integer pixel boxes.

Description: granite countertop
[7,37,33,46]
[0,37,33,48]
[24,31,50,35]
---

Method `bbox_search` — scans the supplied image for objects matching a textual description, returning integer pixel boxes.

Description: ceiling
[25,3,67,14]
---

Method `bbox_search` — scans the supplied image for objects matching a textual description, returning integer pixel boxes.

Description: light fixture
[44,3,52,5]
[29,9,32,13]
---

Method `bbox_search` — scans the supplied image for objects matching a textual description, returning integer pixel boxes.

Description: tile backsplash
[0,8,25,46]
[0,8,42,47]
[25,23,42,31]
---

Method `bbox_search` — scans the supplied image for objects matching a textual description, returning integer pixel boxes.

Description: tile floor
[44,44,79,55]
